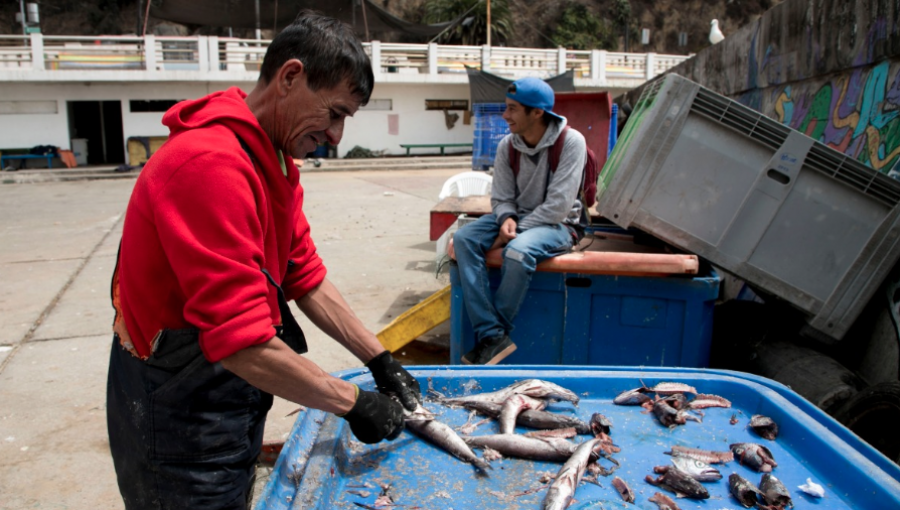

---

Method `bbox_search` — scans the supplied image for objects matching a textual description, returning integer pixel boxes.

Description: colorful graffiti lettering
[764,60,900,173]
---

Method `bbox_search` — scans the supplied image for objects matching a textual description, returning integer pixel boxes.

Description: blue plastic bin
[256,366,900,510]
[449,264,719,367]
[472,103,509,170]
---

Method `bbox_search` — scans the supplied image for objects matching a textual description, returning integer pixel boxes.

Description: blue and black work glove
[366,350,422,411]
[339,385,405,444]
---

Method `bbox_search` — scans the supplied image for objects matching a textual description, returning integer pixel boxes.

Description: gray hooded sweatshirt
[491,117,587,231]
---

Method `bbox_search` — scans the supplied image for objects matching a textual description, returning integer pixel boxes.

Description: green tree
[424,0,513,46]
[552,2,615,50]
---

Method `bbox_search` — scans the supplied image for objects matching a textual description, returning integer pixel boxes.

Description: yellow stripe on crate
[376,285,451,353]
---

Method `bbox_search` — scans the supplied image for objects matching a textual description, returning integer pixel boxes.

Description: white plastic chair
[438,171,493,200]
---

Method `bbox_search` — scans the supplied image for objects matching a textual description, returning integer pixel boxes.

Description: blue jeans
[453,214,574,342]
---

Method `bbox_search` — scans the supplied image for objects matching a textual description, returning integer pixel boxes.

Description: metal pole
[254,0,261,40]
[360,0,370,42]
[19,0,26,37]
[486,0,491,47]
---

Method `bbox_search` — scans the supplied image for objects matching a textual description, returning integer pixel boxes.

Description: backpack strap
[548,125,569,174]
[508,139,520,177]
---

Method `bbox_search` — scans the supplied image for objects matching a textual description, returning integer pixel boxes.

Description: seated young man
[453,77,587,365]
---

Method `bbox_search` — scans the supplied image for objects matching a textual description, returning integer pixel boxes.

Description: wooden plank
[377,285,452,353]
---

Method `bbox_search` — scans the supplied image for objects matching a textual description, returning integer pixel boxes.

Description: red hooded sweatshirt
[112,87,326,362]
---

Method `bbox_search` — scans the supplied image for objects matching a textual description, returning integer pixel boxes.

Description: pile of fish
[358,378,827,510]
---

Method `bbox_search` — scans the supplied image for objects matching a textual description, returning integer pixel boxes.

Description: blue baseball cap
[506,77,563,121]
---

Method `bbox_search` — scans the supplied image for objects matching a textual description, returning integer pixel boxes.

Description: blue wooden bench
[399,143,473,156]
[1,153,55,170]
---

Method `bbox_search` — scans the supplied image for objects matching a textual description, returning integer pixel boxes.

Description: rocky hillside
[0,0,782,55]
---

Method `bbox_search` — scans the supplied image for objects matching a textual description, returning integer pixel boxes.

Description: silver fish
[649,382,698,395]
[649,491,682,510]
[464,434,579,462]
[646,466,710,499]
[499,394,546,434]
[729,473,762,508]
[589,412,613,435]
[759,473,793,508]
[438,379,580,406]
[612,476,635,503]
[405,414,491,473]
[543,437,603,510]
[462,401,591,434]
[652,399,701,428]
[671,456,723,481]
[750,414,779,440]
[613,387,652,405]
[664,445,734,464]
[689,393,732,409]
[731,442,778,472]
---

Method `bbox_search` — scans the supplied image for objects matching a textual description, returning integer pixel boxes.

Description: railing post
[557,46,566,75]
[646,52,657,80]
[481,44,491,71]
[197,36,210,72]
[427,42,438,75]
[370,40,381,75]
[30,33,44,71]
[207,36,219,72]
[144,35,157,71]
[591,49,607,82]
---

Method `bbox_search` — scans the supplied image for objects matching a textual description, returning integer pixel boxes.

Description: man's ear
[276,59,306,96]
[532,108,545,121]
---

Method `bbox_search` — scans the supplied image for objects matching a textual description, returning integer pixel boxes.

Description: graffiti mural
[752,60,900,176]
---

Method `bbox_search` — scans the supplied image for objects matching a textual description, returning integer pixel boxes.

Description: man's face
[502,98,540,135]
[276,68,361,159]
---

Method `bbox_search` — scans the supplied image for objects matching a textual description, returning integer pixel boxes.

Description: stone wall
[622,0,900,174]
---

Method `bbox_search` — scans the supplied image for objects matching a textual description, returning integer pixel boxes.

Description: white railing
[0,33,691,83]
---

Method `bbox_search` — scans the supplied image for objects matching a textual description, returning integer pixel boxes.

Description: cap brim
[545,110,564,121]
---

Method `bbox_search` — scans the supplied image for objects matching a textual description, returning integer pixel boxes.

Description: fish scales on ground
[759,473,793,508]
[646,466,710,499]
[499,394,546,434]
[729,473,763,508]
[438,379,580,406]
[405,416,491,473]
[612,476,635,503]
[689,394,732,409]
[464,434,581,462]
[670,456,723,481]
[798,478,825,498]
[731,442,778,472]
[649,491,682,510]
[665,445,734,464]
[463,401,592,433]
[750,414,779,440]
[543,437,604,510]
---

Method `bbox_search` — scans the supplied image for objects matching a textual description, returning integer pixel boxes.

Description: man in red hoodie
[106,12,421,509]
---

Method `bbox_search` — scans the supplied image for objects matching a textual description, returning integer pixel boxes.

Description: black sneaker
[461,335,517,365]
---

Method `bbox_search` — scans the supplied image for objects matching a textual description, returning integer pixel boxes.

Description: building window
[0,100,58,115]
[129,100,181,113]
[359,99,393,111]
[425,99,468,111]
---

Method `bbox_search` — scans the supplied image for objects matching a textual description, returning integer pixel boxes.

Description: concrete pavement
[0,167,461,509]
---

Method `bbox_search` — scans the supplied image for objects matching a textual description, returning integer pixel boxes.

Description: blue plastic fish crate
[255,366,900,510]
[449,263,719,367]
[472,103,509,170]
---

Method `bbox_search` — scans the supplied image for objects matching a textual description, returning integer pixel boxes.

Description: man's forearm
[297,277,385,363]
[220,336,356,414]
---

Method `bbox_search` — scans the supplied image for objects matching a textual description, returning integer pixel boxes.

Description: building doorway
[67,101,125,165]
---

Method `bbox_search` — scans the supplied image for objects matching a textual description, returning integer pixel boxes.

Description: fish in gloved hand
[366,351,422,411]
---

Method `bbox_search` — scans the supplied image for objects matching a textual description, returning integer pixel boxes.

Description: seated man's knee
[502,246,535,270]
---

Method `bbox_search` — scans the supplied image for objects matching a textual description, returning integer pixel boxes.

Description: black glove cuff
[365,350,392,373]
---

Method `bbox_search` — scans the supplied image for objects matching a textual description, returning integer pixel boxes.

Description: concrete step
[1,157,476,183]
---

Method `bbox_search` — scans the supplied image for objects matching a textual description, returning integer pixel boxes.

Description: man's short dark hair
[259,11,374,105]
[522,105,556,124]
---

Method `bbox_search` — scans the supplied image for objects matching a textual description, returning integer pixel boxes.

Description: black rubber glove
[340,387,405,444]
[366,351,422,411]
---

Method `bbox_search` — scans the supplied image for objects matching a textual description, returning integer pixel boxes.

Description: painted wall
[624,0,900,175]
[341,83,474,157]
[0,81,474,160]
